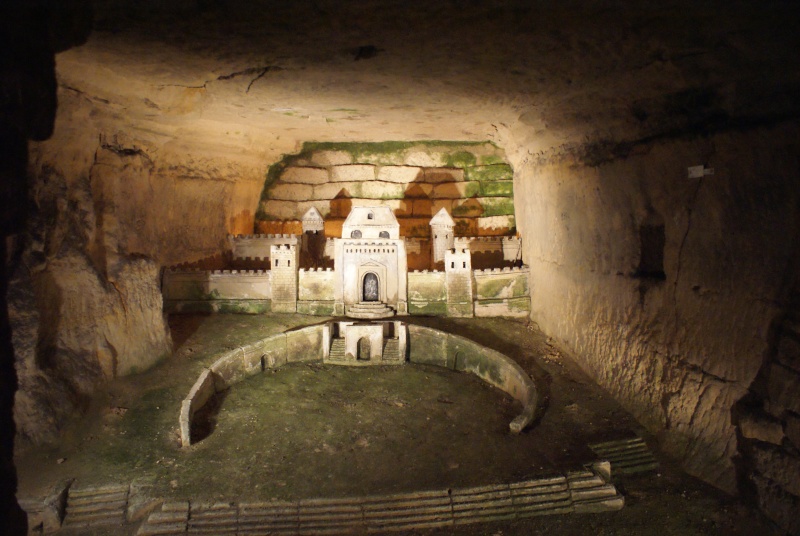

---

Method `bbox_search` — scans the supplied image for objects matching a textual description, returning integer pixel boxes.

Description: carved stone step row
[382,339,401,360]
[346,302,395,319]
[63,484,130,527]
[589,437,659,475]
[328,339,346,360]
[136,463,623,535]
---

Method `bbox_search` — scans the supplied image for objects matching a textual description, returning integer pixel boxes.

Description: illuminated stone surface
[8,1,800,533]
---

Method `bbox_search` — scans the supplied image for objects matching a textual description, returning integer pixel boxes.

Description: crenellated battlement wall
[228,233,298,260]
[407,270,446,316]
[472,265,530,318]
[298,268,336,315]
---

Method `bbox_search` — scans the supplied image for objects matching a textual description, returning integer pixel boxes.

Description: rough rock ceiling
[57,0,800,173]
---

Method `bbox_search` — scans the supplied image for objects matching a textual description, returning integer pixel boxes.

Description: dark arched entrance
[357,337,371,361]
[362,273,379,302]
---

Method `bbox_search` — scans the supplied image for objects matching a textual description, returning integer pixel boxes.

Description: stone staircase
[63,483,129,528]
[589,436,659,475]
[328,338,346,361]
[346,301,395,319]
[135,463,623,535]
[382,338,402,361]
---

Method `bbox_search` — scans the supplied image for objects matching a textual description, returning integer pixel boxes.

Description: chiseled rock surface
[13,4,800,531]
[512,125,800,494]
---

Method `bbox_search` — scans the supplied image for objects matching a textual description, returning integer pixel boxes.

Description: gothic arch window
[367,212,374,220]
[351,230,362,238]
[379,231,389,238]
[363,273,379,302]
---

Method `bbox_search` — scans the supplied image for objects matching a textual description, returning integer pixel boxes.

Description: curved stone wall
[180,323,538,446]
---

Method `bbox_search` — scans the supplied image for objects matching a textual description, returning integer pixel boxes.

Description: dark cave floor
[15,314,780,535]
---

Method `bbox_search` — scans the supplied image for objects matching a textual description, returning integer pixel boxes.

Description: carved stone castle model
[163,204,530,319]
[163,142,529,318]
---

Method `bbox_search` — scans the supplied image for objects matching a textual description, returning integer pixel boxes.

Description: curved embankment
[179,323,538,447]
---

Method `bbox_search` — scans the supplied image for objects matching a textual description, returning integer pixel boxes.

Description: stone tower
[270,244,299,312]
[301,206,325,233]
[444,239,473,317]
[429,207,455,264]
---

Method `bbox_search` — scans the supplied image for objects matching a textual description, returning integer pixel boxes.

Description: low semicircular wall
[179,323,538,447]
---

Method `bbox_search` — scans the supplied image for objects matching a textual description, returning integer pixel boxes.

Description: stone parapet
[228,233,298,260]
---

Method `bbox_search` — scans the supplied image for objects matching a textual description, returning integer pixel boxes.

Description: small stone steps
[382,338,401,361]
[589,437,659,475]
[135,463,623,535]
[346,301,395,319]
[136,501,189,536]
[63,483,129,528]
[328,338,346,361]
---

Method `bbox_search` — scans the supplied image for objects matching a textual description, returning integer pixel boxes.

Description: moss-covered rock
[408,301,448,315]
[479,197,515,217]
[480,181,514,197]
[465,164,513,182]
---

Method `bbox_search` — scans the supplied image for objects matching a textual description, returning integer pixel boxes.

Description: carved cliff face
[12,1,800,529]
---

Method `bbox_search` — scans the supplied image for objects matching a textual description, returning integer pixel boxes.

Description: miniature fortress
[163,205,530,318]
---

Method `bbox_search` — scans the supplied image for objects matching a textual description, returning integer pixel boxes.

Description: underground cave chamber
[4,1,800,535]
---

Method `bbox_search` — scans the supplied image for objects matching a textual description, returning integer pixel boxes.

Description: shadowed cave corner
[0,1,92,534]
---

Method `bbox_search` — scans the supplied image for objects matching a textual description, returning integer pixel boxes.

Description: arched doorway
[357,337,371,361]
[362,272,379,302]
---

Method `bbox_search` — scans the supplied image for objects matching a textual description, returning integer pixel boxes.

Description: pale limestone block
[330,164,375,182]
[286,326,323,362]
[308,150,353,166]
[268,182,314,201]
[347,198,403,211]
[477,215,516,231]
[281,166,329,185]
[210,350,244,388]
[312,181,360,200]
[359,181,406,199]
[377,166,422,183]
[474,300,529,318]
[179,399,191,447]
[405,151,446,167]
[260,200,300,220]
[298,271,336,301]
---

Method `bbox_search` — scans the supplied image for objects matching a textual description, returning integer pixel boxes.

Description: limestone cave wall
[7,1,800,533]
[508,122,800,503]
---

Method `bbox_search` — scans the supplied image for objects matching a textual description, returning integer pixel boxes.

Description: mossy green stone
[478,276,527,299]
[409,302,448,315]
[216,300,272,314]
[465,164,513,182]
[443,150,478,168]
[452,203,484,217]
[479,154,506,166]
[480,181,514,197]
[507,297,531,312]
[296,302,335,315]
[462,182,482,197]
[480,197,515,216]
